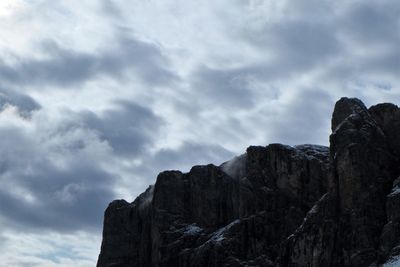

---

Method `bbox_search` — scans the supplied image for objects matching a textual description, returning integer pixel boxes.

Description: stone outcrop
[97,98,400,267]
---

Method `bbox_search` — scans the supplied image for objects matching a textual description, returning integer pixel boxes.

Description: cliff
[97,97,400,267]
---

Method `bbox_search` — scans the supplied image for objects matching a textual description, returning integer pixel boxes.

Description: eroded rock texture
[97,98,400,267]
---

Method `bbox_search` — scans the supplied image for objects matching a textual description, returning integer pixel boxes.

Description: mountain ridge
[97,97,400,267]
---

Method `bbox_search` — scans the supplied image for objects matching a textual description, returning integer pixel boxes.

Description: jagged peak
[331,97,369,132]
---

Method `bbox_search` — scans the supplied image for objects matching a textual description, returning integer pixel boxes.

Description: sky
[0,0,399,266]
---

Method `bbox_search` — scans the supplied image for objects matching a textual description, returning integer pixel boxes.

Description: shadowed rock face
[97,98,400,267]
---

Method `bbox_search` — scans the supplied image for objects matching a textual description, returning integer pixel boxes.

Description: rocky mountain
[97,98,400,267]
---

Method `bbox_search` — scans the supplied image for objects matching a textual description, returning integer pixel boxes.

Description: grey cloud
[189,17,340,110]
[0,125,116,232]
[341,1,400,45]
[266,89,334,146]
[244,20,340,77]
[130,142,235,189]
[191,66,255,108]
[101,0,122,17]
[0,100,163,232]
[316,1,400,84]
[0,36,178,89]
[371,51,400,74]
[268,22,339,69]
[0,167,115,232]
[284,0,334,18]
[152,141,234,170]
[78,100,163,156]
[241,0,399,82]
[207,0,400,115]
[0,89,41,118]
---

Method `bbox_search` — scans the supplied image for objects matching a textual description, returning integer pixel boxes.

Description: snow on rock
[308,201,320,215]
[298,193,328,230]
[184,224,203,236]
[389,186,400,197]
[389,177,400,197]
[384,255,400,267]
[206,219,240,244]
[294,144,329,162]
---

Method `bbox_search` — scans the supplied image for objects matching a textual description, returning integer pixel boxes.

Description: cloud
[0,89,41,118]
[341,1,400,45]
[190,66,255,108]
[246,20,340,75]
[151,141,234,171]
[0,123,116,232]
[0,231,100,267]
[0,36,178,89]
[123,141,235,198]
[78,100,164,157]
[0,100,163,232]
[100,0,122,18]
[263,89,335,145]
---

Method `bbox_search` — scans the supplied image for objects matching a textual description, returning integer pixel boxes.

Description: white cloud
[0,0,26,17]
[0,230,100,267]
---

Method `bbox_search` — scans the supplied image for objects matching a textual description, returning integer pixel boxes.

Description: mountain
[96,97,400,267]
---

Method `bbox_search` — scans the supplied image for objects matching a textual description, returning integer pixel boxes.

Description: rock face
[97,98,400,267]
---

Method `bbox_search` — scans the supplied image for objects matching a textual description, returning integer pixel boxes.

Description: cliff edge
[97,98,400,267]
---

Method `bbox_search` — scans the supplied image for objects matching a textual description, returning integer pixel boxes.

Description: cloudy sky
[0,0,399,266]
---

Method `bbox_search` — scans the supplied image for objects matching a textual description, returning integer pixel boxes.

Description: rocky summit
[96,98,400,267]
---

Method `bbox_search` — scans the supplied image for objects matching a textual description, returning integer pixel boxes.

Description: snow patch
[286,234,295,240]
[389,186,400,197]
[295,144,328,152]
[294,144,329,161]
[184,224,203,236]
[308,202,319,214]
[383,255,400,267]
[207,219,240,244]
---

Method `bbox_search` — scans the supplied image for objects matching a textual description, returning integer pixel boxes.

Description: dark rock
[330,98,396,266]
[97,187,154,267]
[279,193,339,267]
[281,97,398,267]
[97,97,400,267]
[369,103,400,158]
